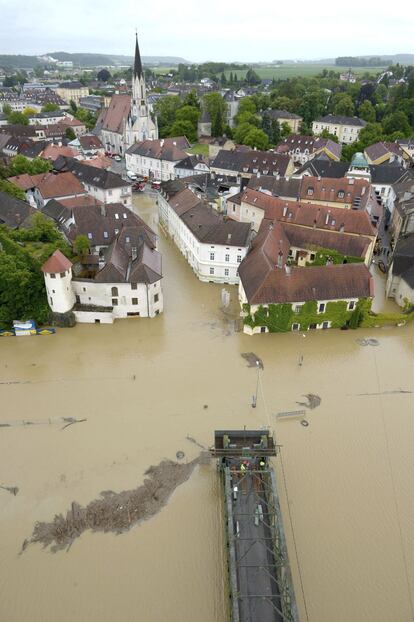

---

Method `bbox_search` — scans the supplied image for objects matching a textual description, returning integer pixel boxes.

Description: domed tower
[347,151,371,181]
[41,249,75,314]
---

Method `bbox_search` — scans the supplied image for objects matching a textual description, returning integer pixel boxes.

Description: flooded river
[1,193,414,622]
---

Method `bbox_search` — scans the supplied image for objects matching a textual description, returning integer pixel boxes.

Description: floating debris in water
[0,485,19,496]
[241,353,264,369]
[296,394,321,409]
[24,458,200,553]
[176,451,185,460]
[357,338,380,347]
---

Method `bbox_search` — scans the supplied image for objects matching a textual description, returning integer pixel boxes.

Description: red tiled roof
[41,249,72,273]
[239,188,376,236]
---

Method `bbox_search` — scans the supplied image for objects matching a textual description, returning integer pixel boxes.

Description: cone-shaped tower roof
[134,33,143,79]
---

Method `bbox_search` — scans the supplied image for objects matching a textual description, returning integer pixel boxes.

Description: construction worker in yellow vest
[240,463,246,473]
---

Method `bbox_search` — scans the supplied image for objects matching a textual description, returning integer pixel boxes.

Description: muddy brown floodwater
[1,193,414,622]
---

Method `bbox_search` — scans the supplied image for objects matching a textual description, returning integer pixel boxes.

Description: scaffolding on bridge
[211,430,299,622]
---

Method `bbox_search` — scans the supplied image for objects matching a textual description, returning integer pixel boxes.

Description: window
[294,304,302,314]
[232,205,236,212]
[132,298,138,305]
[237,255,242,263]
[292,323,300,331]
[310,253,315,261]
[131,283,137,290]
[260,326,266,333]
[126,236,130,243]
[309,323,317,330]
[307,188,314,196]
[115,213,119,219]
[103,231,109,239]
[322,321,329,329]
[225,254,230,262]
[87,232,92,239]
[115,228,119,234]
[224,268,229,276]
[154,293,159,303]
[123,213,127,219]
[50,273,56,279]
[210,252,215,260]
[83,287,86,292]
[108,189,112,196]
[338,191,344,198]
[111,287,118,296]
[112,298,118,306]
[60,271,66,278]
[318,303,326,313]
[210,267,215,275]
[348,301,356,310]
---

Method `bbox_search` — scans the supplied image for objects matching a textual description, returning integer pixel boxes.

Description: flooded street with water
[1,193,414,622]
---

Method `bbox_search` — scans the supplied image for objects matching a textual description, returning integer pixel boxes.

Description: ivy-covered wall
[243,299,370,333]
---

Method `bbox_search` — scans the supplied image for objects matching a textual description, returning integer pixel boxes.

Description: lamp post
[251,360,260,408]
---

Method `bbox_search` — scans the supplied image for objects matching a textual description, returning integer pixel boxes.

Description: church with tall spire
[125,33,158,146]
[98,34,158,155]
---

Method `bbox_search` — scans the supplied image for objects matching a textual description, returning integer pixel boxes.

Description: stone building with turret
[99,34,158,155]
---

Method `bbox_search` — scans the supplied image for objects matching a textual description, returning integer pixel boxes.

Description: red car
[151,180,161,190]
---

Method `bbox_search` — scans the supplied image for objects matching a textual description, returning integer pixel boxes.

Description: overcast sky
[1,0,413,62]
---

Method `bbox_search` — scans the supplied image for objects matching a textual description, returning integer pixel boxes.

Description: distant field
[151,66,175,75]
[223,64,386,80]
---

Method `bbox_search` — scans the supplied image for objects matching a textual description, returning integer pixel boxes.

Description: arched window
[111,287,118,297]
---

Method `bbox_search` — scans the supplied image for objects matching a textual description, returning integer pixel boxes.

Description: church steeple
[134,32,143,79]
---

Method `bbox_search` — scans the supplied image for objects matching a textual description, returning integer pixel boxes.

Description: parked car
[127,170,137,181]
[114,155,121,162]
[132,181,146,192]
[151,180,161,190]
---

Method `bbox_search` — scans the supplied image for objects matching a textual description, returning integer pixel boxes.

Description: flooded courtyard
[1,193,414,621]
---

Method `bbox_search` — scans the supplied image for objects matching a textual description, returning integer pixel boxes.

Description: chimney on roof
[277,250,283,269]
[227,233,232,242]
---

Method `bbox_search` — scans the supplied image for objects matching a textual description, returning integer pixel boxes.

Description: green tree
[234,122,256,144]
[74,234,90,258]
[183,90,199,109]
[23,107,38,118]
[243,128,269,150]
[175,105,200,128]
[358,100,376,123]
[8,155,51,177]
[203,92,226,137]
[41,103,59,113]
[65,127,76,140]
[97,68,111,82]
[382,111,411,136]
[0,180,25,200]
[7,111,29,125]
[154,96,183,137]
[332,93,355,116]
[280,122,292,138]
[169,119,197,142]
[320,128,339,142]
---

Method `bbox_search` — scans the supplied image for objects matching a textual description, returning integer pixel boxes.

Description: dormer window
[87,232,92,239]
[338,191,345,198]
[115,213,119,219]
[307,188,314,196]
[123,213,127,219]
[103,231,109,239]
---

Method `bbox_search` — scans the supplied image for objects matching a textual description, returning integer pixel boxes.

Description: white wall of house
[174,162,210,178]
[312,121,363,144]
[386,274,414,308]
[81,182,132,207]
[72,279,163,319]
[34,188,87,208]
[158,194,247,284]
[126,152,182,181]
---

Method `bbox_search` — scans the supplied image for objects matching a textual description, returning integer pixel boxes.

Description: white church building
[99,34,158,156]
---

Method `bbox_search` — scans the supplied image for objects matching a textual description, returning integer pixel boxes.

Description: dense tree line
[0,216,72,328]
